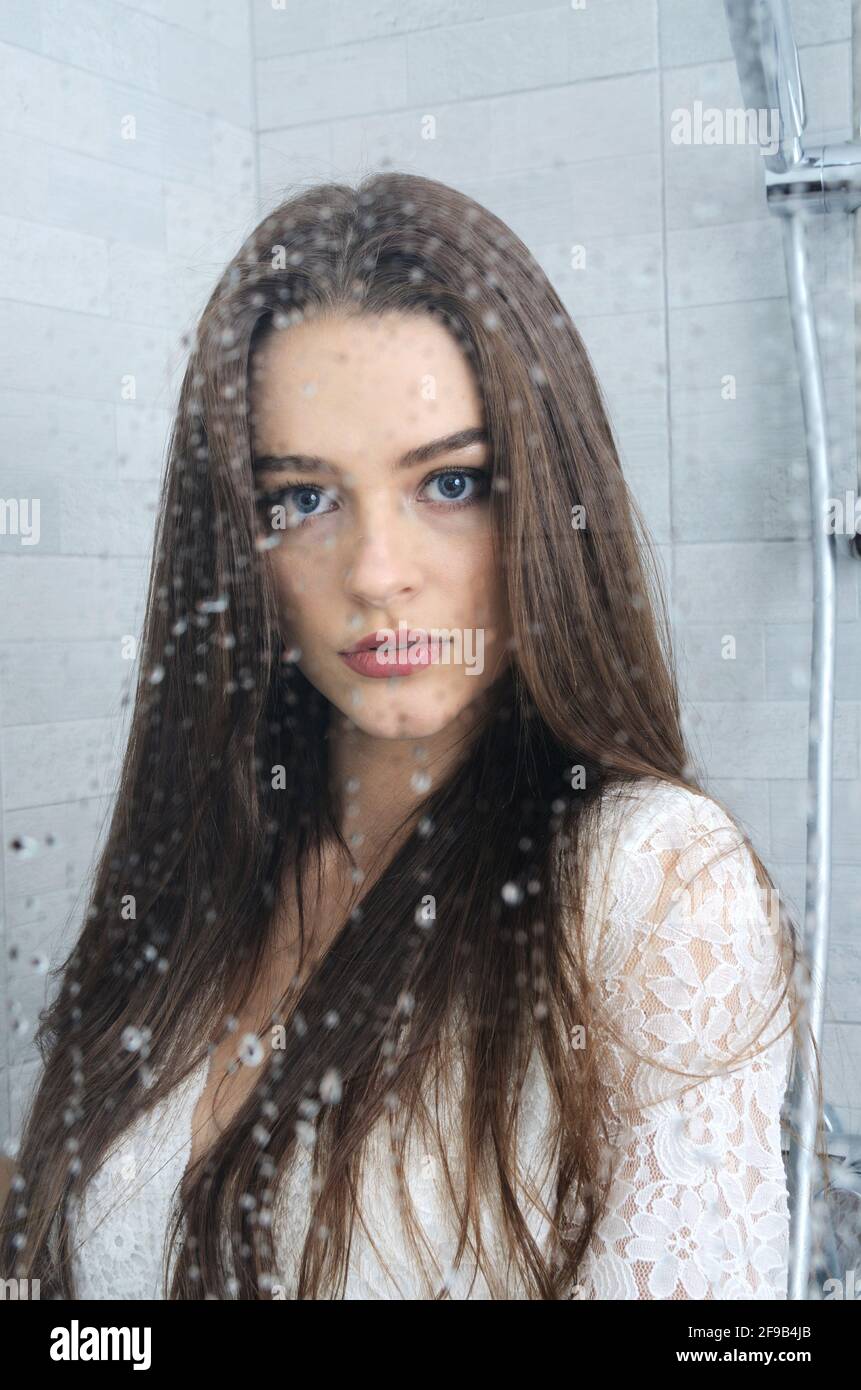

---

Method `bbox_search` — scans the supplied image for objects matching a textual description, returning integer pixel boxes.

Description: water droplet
[295,1120,316,1149]
[9,836,39,859]
[197,594,228,614]
[121,1026,144,1052]
[320,1068,342,1103]
[239,1033,264,1067]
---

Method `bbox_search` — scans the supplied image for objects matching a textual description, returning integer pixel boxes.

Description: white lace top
[64,776,794,1299]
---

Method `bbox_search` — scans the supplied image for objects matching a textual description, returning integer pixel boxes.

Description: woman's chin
[331,683,476,742]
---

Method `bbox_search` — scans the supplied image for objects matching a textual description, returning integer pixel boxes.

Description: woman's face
[249,310,511,740]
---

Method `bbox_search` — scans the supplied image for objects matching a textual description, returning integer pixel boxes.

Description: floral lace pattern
[568,778,793,1300]
[67,777,793,1299]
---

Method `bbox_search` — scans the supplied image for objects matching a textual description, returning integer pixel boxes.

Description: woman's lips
[338,637,443,679]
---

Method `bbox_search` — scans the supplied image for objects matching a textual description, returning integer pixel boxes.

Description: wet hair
[2,172,817,1298]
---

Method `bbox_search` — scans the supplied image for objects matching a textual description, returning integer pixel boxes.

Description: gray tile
[701,776,771,850]
[821,1023,861,1135]
[673,542,858,624]
[0,131,165,248]
[770,780,861,864]
[676,624,766,701]
[39,0,161,93]
[0,389,116,477]
[4,796,112,899]
[0,642,133,725]
[0,556,147,640]
[406,10,568,106]
[682,700,857,780]
[1,717,126,811]
[766,623,861,702]
[0,213,110,314]
[258,35,407,128]
[537,231,663,318]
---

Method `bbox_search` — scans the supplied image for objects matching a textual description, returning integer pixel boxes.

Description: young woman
[2,171,816,1300]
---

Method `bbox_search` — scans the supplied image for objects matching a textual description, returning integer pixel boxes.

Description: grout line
[655,0,675,580]
[247,0,263,213]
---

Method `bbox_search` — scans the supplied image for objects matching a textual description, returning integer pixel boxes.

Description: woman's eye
[288,485,333,518]
[259,483,338,526]
[256,468,489,527]
[421,469,489,506]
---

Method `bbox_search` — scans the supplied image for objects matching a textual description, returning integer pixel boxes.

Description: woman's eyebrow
[252,426,488,477]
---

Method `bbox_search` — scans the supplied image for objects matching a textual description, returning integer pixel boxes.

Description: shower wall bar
[722,0,861,1300]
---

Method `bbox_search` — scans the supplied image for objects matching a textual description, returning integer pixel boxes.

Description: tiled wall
[0,0,258,1144]
[1,1,858,1146]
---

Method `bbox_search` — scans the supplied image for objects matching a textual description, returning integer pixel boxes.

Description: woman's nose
[342,511,424,610]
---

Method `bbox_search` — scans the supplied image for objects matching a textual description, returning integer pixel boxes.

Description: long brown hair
[2,171,819,1298]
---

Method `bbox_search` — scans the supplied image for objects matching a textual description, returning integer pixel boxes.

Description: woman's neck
[325,706,479,876]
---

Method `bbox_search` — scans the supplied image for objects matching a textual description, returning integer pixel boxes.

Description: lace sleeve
[571,781,794,1301]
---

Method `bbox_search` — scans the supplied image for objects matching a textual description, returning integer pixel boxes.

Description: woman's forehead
[250,314,483,463]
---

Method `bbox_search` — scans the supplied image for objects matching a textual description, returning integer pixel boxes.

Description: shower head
[723,0,806,171]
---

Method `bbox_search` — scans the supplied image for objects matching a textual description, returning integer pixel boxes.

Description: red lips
[339,629,427,655]
[339,631,386,654]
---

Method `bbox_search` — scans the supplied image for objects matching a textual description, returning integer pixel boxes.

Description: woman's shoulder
[575,774,792,1077]
[586,773,758,890]
[575,773,775,966]
[593,772,745,850]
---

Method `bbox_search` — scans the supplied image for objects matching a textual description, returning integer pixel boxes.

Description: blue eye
[289,486,331,516]
[256,466,490,530]
[258,483,338,526]
[421,469,489,506]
